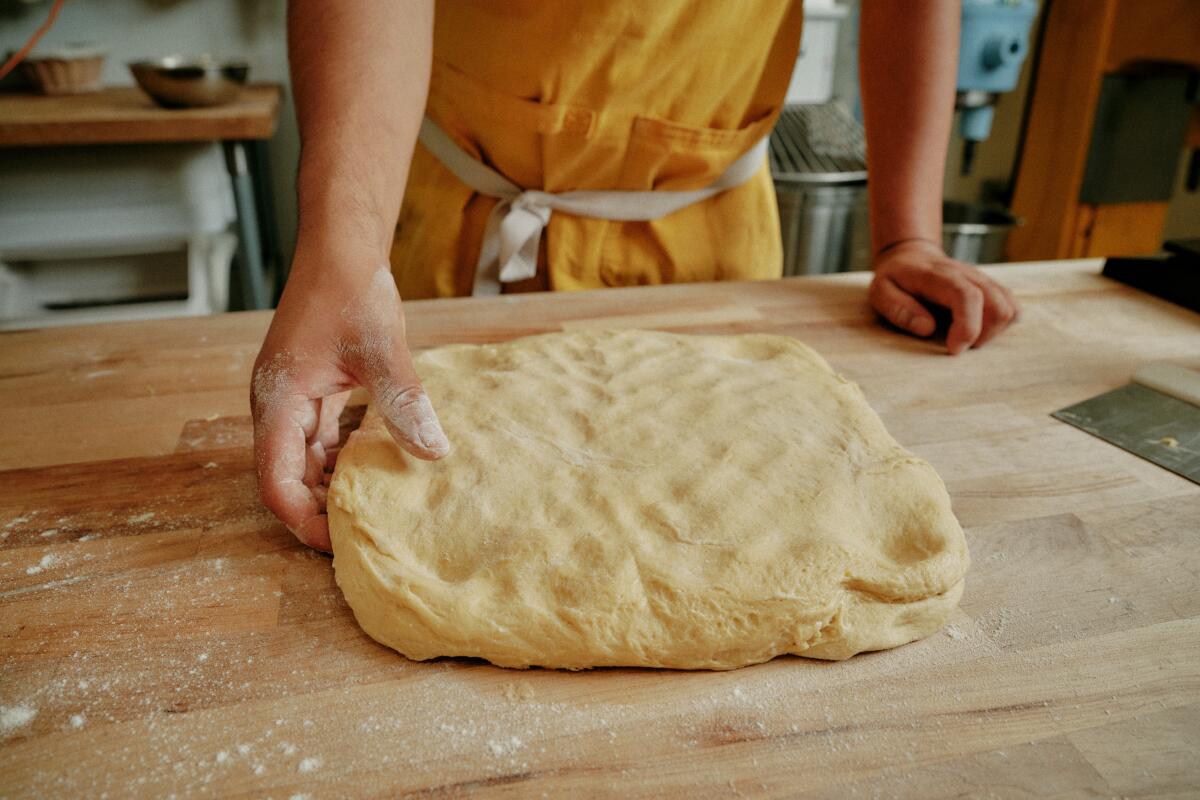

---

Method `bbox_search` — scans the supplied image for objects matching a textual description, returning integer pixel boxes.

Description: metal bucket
[942,201,1022,264]
[776,182,868,275]
[770,103,870,275]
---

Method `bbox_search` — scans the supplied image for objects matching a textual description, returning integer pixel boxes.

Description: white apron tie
[417,117,769,296]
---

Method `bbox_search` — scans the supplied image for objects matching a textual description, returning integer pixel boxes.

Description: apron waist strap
[417,117,768,296]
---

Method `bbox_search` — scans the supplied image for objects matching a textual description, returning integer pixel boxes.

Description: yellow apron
[391,0,804,299]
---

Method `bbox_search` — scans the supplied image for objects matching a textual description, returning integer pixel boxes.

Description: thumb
[367,347,451,461]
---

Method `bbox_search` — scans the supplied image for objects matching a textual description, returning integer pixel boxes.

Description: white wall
[0,0,300,265]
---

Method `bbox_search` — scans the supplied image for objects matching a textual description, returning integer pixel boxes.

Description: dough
[329,330,968,670]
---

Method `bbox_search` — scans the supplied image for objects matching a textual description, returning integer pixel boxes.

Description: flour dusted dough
[329,331,968,670]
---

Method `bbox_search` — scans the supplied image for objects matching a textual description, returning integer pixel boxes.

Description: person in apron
[256,0,1019,550]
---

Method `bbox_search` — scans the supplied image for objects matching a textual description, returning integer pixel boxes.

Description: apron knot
[493,194,552,286]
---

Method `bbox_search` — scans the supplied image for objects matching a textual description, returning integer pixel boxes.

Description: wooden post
[1008,0,1200,261]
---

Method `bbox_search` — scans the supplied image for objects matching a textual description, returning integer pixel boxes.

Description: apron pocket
[427,59,599,191]
[618,108,777,191]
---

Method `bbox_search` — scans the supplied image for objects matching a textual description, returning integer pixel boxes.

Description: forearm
[288,0,433,268]
[858,0,959,256]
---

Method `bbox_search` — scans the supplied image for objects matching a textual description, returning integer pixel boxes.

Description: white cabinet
[0,142,237,329]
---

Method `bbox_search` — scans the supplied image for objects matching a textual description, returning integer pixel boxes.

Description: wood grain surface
[0,84,281,147]
[1,260,1198,798]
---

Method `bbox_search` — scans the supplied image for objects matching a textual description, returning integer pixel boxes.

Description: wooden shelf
[0,83,282,146]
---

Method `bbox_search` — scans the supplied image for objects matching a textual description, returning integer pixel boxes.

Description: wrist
[295,175,400,270]
[291,227,392,278]
[872,236,944,266]
[868,204,943,263]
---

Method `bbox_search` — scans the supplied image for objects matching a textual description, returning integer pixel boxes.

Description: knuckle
[943,271,968,289]
[955,280,983,306]
[378,382,425,414]
[946,258,980,276]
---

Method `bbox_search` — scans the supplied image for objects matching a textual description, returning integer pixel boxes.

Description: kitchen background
[1,0,1198,328]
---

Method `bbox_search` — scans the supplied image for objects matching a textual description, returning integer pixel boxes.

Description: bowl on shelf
[128,56,249,108]
[19,43,107,95]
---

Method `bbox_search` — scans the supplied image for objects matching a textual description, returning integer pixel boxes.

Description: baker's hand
[868,239,1019,355]
[250,257,450,552]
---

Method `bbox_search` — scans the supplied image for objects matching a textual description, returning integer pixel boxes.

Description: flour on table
[1,704,37,735]
[25,554,60,575]
[297,756,322,773]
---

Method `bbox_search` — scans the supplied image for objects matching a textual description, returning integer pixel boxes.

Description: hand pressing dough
[329,330,968,670]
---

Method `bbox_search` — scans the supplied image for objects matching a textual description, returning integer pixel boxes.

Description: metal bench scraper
[1052,363,1200,485]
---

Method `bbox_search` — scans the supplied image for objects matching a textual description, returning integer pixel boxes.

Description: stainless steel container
[776,184,867,275]
[942,201,1022,264]
[770,103,870,275]
[129,56,249,108]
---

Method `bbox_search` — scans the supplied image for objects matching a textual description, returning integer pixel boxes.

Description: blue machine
[956,0,1038,174]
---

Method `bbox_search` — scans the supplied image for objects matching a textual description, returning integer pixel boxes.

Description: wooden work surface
[1,260,1198,798]
[0,84,281,147]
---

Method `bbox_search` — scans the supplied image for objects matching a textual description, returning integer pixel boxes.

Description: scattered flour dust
[334,267,400,380]
[251,351,296,418]
[297,756,323,773]
[1,705,37,735]
[3,511,37,534]
[25,554,60,575]
[1,628,1043,796]
[486,736,524,758]
[0,519,1029,798]
[501,682,536,703]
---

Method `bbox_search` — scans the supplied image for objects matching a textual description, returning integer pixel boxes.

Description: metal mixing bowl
[128,56,249,108]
